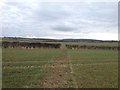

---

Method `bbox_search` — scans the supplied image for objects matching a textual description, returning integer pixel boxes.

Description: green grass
[3,67,44,88]
[73,64,118,88]
[2,48,63,88]
[69,49,118,64]
[68,49,118,88]
[64,42,118,47]
[3,48,62,62]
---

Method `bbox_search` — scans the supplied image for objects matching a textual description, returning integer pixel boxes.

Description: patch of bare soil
[40,51,70,88]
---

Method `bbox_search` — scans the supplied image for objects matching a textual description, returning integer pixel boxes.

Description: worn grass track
[40,50,69,88]
[39,48,80,88]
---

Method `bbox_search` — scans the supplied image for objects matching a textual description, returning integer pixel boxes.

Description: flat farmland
[2,42,118,88]
[2,48,63,88]
[68,49,118,88]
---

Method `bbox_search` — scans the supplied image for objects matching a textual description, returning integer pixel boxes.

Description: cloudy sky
[1,0,118,40]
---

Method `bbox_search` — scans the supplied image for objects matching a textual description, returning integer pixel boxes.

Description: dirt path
[40,49,78,88]
[40,50,69,88]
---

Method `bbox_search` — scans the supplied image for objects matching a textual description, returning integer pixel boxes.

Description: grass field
[68,49,118,88]
[2,42,118,88]
[2,48,63,88]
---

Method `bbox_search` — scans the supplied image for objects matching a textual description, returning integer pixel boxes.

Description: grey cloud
[32,4,72,23]
[52,25,76,32]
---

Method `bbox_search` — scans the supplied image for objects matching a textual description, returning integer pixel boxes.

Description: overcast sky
[1,0,118,40]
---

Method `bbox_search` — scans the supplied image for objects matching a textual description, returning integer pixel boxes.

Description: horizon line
[1,36,119,41]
